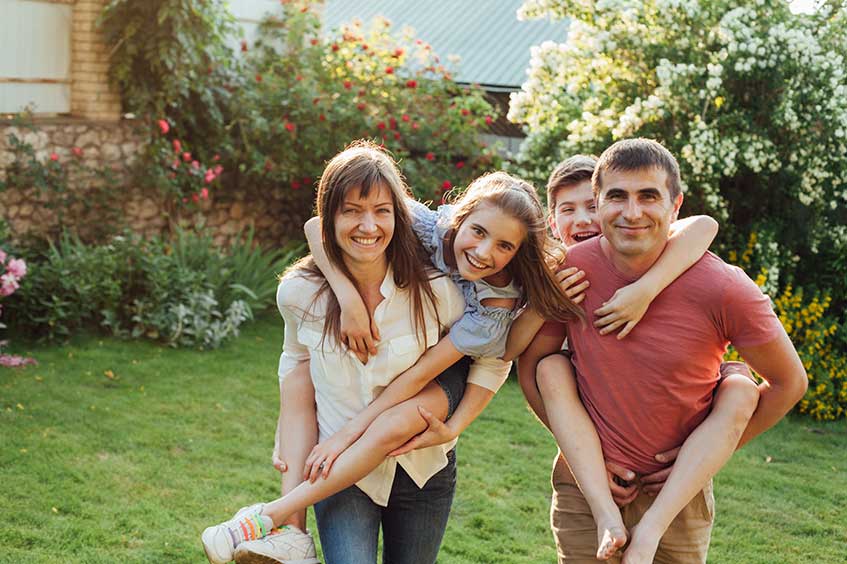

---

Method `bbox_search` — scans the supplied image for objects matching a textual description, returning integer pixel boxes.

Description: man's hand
[606,461,639,506]
[640,446,681,496]
[388,406,457,456]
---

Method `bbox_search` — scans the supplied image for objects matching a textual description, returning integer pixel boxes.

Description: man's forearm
[737,377,806,448]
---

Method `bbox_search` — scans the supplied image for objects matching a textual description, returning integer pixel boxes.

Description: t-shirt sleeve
[719,266,784,348]
[448,307,513,358]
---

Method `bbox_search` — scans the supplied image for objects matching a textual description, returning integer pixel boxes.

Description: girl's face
[452,203,525,282]
[550,180,601,248]
[334,183,395,269]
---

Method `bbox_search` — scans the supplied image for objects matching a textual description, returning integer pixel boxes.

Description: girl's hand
[593,282,652,339]
[271,448,287,473]
[557,267,589,305]
[340,298,380,359]
[388,406,457,456]
[303,427,359,483]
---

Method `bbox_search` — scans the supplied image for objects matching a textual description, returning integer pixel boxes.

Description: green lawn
[2,315,845,563]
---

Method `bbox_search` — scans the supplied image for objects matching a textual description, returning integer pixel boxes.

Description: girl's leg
[260,380,450,526]
[277,361,317,530]
[536,354,627,560]
[622,374,759,564]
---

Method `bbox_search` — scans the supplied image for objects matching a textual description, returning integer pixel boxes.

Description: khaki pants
[550,454,714,563]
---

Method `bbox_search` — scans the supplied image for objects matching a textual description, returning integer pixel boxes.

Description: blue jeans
[314,449,457,564]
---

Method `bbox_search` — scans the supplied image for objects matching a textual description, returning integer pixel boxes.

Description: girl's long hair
[445,171,583,323]
[286,140,441,348]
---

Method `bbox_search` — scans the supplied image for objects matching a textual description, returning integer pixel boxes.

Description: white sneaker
[234,525,320,564]
[202,503,270,564]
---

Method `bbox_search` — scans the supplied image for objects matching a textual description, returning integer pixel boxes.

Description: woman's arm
[304,217,378,355]
[594,215,718,338]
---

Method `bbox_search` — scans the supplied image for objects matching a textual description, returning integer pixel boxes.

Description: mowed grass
[1,315,845,563]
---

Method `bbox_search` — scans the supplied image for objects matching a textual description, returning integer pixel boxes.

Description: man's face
[596,167,682,259]
[550,180,602,248]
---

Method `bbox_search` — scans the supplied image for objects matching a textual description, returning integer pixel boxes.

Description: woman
[205,141,509,564]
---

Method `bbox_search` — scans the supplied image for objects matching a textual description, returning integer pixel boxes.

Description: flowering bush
[221,1,501,205]
[725,233,846,420]
[509,0,847,311]
[0,247,36,367]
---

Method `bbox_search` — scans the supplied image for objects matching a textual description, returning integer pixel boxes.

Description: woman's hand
[388,406,457,456]
[303,427,360,482]
[340,297,379,359]
[557,267,589,305]
[271,448,287,473]
[593,282,653,339]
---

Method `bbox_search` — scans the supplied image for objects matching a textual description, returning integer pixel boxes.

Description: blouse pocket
[377,331,438,387]
[297,327,352,388]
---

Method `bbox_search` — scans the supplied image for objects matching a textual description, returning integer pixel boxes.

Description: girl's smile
[452,203,525,282]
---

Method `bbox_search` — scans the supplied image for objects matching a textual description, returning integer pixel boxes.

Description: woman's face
[334,183,395,269]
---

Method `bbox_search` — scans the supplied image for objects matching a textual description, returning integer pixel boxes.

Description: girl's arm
[304,217,379,355]
[594,215,718,338]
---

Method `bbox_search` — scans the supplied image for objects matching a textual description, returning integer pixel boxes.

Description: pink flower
[204,170,216,184]
[213,165,223,175]
[192,193,200,203]
[393,48,404,57]
[191,160,200,170]
[200,188,209,199]
[485,115,493,125]
[285,122,296,132]
[72,147,84,157]
[402,114,410,122]
[0,273,20,296]
[50,153,59,161]
[213,154,221,161]
[172,139,182,153]
[0,249,6,263]
[6,258,26,278]
[158,120,170,135]
[411,122,419,130]
[182,152,192,162]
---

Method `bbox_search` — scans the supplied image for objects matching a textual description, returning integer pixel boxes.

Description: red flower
[406,80,417,88]
[255,74,263,82]
[461,108,470,116]
[442,180,452,190]
[485,115,493,125]
[411,122,420,130]
[358,89,367,96]
[343,80,353,90]
[357,103,366,111]
[425,152,435,161]
[285,122,296,132]
[401,114,410,122]
[182,152,192,162]
[377,121,386,130]
[455,161,465,169]
[310,38,319,46]
[291,179,302,190]
[192,193,200,203]
[296,74,303,81]
[389,117,398,130]
[204,170,216,184]
[393,132,401,140]
[213,154,221,162]
[200,187,209,199]
[385,66,394,74]
[157,120,170,135]
[50,153,59,161]
[361,43,368,51]
[302,176,312,185]
[332,44,340,52]
[319,113,326,121]
[172,139,182,153]
[72,147,83,157]
[191,160,200,170]
[214,165,223,175]
[313,97,321,105]
[393,48,404,57]
[241,40,248,52]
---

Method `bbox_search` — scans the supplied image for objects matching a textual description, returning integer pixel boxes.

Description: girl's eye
[560,207,574,214]
[499,243,514,251]
[472,226,484,236]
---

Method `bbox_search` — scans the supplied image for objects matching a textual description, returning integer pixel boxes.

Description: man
[518,139,807,563]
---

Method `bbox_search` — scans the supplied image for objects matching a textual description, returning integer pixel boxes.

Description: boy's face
[550,180,601,248]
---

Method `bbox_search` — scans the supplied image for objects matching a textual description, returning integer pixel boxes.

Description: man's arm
[733,329,807,447]
[516,323,567,428]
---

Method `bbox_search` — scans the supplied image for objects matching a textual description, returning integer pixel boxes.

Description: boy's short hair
[592,138,682,200]
[546,155,598,213]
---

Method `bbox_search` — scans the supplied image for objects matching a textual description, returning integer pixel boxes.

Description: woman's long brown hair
[285,140,441,348]
[445,171,583,323]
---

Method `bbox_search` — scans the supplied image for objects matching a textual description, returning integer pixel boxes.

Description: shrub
[509,0,847,318]
[0,243,36,367]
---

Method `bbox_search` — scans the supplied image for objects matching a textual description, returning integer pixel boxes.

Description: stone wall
[0,119,310,248]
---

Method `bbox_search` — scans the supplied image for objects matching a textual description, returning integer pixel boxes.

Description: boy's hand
[556,267,589,305]
[640,447,681,495]
[387,406,457,456]
[605,460,639,506]
[340,298,380,359]
[594,282,653,339]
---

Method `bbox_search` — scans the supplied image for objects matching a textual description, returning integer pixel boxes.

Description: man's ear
[672,193,684,218]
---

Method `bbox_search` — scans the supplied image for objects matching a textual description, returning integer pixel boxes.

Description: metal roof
[322,0,569,91]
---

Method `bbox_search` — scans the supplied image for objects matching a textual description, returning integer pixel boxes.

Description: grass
[1,314,845,563]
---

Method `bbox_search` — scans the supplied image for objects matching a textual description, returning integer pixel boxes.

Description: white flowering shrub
[510,0,847,418]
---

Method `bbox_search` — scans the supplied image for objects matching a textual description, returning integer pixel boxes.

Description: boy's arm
[304,217,378,355]
[594,215,718,338]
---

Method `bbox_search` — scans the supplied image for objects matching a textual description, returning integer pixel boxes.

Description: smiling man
[521,138,807,563]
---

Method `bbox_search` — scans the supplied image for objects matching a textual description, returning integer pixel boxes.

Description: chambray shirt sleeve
[276,279,310,384]
[406,198,439,254]
[447,305,514,358]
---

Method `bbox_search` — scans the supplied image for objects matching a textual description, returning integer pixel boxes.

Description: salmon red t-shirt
[541,237,783,474]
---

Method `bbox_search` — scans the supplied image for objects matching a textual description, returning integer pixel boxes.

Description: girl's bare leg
[260,381,450,525]
[277,362,317,530]
[536,354,627,560]
[622,374,760,564]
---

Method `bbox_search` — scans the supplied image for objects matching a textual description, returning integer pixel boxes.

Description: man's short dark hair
[592,138,682,200]
[546,155,598,213]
